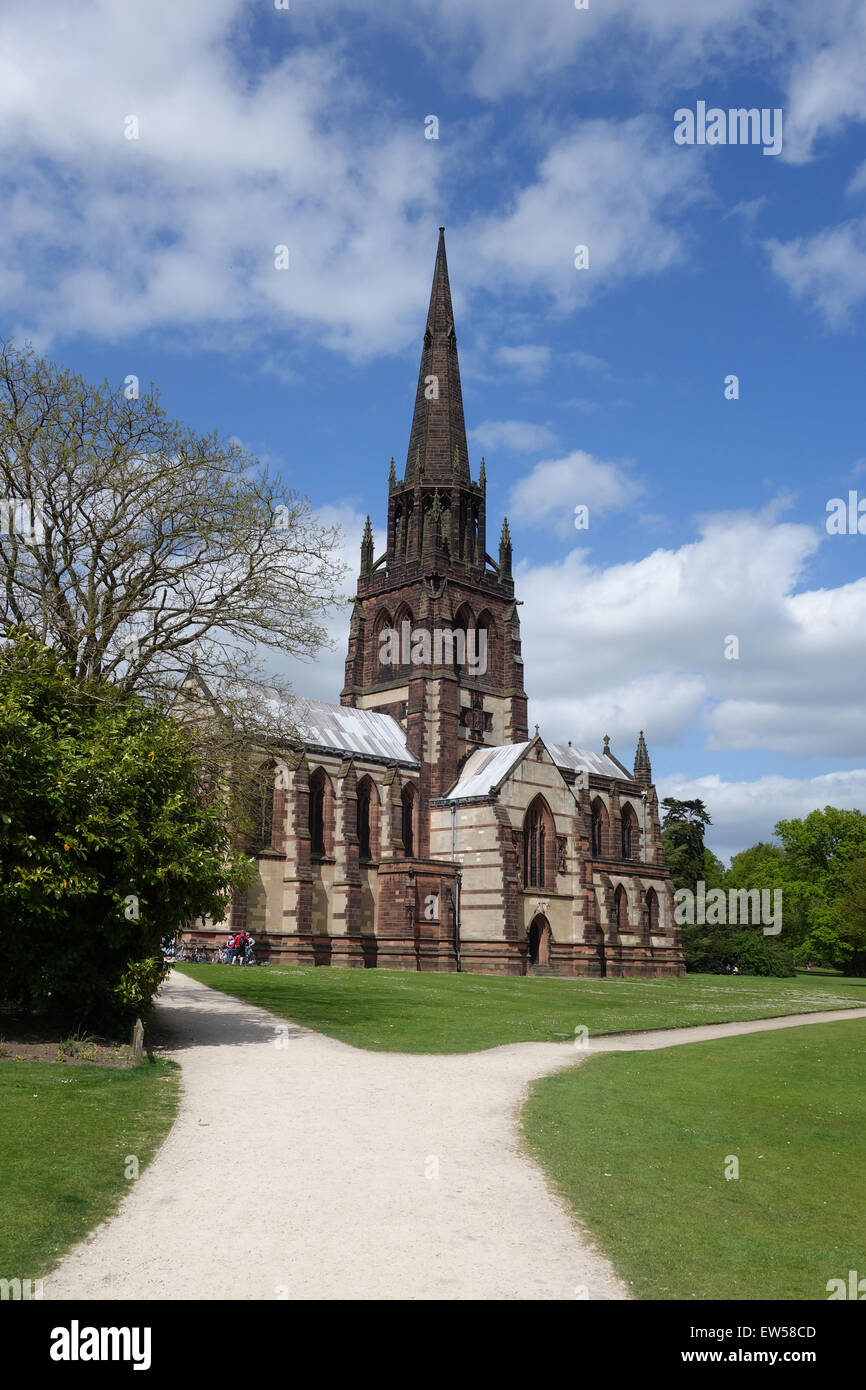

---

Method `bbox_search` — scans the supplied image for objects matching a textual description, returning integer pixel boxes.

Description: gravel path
[44,974,866,1302]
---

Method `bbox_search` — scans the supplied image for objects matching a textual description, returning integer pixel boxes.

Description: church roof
[184,672,418,767]
[547,742,630,779]
[442,737,634,801]
[288,697,419,765]
[442,742,532,800]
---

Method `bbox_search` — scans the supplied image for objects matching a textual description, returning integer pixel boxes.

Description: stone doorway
[528,914,552,967]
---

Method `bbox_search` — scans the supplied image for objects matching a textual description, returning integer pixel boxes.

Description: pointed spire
[479,457,486,487]
[405,228,471,485]
[360,515,374,576]
[498,515,512,580]
[634,730,652,787]
[388,457,396,488]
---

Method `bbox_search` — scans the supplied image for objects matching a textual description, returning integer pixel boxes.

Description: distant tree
[726,841,802,945]
[661,798,713,895]
[775,808,866,969]
[835,857,866,975]
[703,848,727,891]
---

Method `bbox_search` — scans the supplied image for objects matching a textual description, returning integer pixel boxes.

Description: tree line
[662,799,866,977]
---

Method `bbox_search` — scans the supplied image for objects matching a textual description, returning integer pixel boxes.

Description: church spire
[405,227,470,485]
[634,730,652,787]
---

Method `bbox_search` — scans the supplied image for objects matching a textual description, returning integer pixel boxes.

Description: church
[192,229,684,978]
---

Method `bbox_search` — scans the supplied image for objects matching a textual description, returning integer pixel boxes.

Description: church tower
[342,228,529,855]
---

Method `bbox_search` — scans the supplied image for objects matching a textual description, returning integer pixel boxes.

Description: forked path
[45,974,866,1302]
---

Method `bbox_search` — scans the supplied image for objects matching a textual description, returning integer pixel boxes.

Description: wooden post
[131,1018,144,1066]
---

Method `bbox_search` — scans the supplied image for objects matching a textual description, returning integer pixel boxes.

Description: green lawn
[176,962,865,1054]
[523,1018,866,1300]
[0,1060,180,1284]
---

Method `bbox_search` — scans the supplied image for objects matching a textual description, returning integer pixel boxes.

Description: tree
[661,798,713,894]
[835,857,866,975]
[775,807,866,969]
[0,341,346,702]
[726,841,801,944]
[0,633,253,1027]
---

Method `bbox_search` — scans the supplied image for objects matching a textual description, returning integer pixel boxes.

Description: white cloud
[494,345,552,379]
[0,2,443,358]
[517,505,866,761]
[766,220,866,327]
[781,4,866,163]
[660,770,866,863]
[509,450,641,535]
[470,420,558,454]
[468,118,707,306]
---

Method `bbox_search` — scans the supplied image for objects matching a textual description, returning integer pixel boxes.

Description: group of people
[225,930,256,965]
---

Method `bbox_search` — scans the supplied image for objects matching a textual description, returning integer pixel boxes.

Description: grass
[175,962,866,1054]
[522,1018,866,1300]
[0,1059,180,1283]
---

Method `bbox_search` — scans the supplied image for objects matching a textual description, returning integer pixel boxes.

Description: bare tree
[0,341,346,706]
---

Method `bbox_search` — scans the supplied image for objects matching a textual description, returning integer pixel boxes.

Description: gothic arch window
[393,605,414,674]
[356,776,380,863]
[309,768,333,858]
[401,784,416,858]
[374,608,394,683]
[645,887,659,936]
[260,768,275,850]
[523,795,555,889]
[614,883,629,929]
[476,609,495,680]
[621,803,640,861]
[452,603,474,674]
[591,798,608,858]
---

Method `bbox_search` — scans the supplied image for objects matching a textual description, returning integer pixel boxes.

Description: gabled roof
[442,742,532,801]
[547,742,630,780]
[178,672,417,767]
[441,736,636,803]
[290,698,418,765]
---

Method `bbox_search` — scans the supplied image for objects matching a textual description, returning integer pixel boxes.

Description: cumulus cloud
[468,118,707,306]
[660,769,866,863]
[517,505,866,761]
[470,420,558,454]
[766,220,866,327]
[494,345,552,379]
[509,450,642,535]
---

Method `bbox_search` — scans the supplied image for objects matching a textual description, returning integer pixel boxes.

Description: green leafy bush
[0,632,253,1027]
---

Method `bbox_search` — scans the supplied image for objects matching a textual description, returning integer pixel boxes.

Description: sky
[1,0,865,862]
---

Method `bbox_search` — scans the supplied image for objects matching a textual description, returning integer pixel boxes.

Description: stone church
[191,229,683,978]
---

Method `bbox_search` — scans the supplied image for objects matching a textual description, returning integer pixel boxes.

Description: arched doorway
[528,914,552,967]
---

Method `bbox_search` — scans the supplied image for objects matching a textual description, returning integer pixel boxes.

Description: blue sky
[2,0,866,860]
